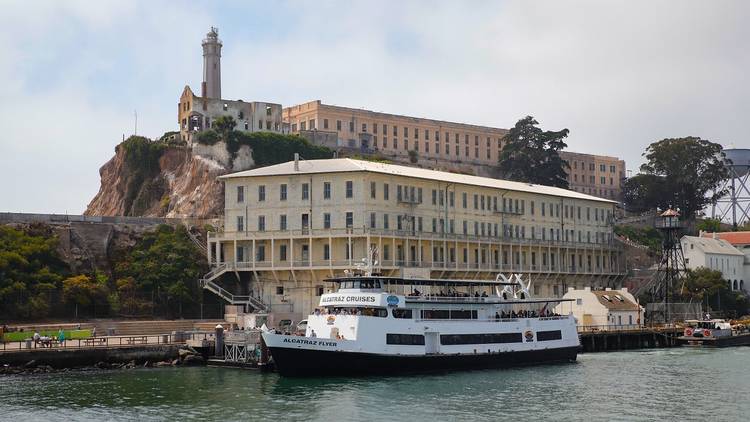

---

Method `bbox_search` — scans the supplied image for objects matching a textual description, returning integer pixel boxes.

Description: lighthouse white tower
[201,27,222,99]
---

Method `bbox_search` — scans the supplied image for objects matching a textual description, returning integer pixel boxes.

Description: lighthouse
[201,27,222,99]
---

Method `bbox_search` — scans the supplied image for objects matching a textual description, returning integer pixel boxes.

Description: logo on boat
[524,330,534,342]
[386,295,399,306]
[326,315,336,325]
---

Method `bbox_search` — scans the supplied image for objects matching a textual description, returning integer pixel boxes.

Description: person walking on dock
[58,330,65,347]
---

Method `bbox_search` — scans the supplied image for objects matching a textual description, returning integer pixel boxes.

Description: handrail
[0,332,213,353]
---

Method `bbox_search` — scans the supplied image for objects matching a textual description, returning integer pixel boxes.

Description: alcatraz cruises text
[321,295,377,304]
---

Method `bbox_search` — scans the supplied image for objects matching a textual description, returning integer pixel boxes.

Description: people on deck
[58,329,65,346]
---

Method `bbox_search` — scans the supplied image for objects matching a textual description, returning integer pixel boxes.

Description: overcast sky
[1,0,748,214]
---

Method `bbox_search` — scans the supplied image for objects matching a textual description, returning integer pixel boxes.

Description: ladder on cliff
[200,278,268,311]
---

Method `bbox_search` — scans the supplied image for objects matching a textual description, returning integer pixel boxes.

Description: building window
[257,215,265,231]
[323,182,331,199]
[276,286,284,295]
[324,213,331,229]
[280,214,287,231]
[280,183,287,201]
[279,244,287,261]
[370,212,376,228]
[258,185,265,201]
[370,181,376,199]
[349,121,354,132]
[256,244,265,262]
[302,183,309,200]
[323,244,330,261]
[346,181,353,198]
[336,120,342,130]
[300,121,306,131]
[237,216,244,232]
[236,186,244,203]
[384,183,389,200]
[309,119,315,130]
[383,214,389,229]
[323,119,329,129]
[362,123,367,132]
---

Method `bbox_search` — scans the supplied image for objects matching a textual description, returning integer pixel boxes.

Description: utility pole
[134,110,138,136]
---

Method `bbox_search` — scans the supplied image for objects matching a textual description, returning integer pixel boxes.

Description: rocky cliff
[85,137,253,218]
[86,132,333,219]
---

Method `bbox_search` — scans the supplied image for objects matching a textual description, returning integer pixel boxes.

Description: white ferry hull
[263,332,579,377]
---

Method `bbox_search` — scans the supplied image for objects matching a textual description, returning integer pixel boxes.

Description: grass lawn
[2,329,92,342]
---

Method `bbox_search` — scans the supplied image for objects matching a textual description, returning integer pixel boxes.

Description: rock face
[85,139,253,219]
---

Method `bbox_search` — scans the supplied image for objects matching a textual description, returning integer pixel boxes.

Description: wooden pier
[579,327,682,353]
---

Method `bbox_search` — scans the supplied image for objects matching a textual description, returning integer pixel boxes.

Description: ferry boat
[678,319,750,347]
[261,272,580,376]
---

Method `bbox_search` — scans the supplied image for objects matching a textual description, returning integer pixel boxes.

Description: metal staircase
[200,278,268,311]
[186,229,208,257]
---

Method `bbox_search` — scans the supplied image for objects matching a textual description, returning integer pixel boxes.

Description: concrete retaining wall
[0,212,220,228]
[0,345,181,368]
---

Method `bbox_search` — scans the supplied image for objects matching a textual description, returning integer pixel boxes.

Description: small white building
[682,235,745,292]
[556,287,644,329]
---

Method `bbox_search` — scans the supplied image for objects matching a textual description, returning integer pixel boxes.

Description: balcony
[217,258,623,276]
[208,228,621,251]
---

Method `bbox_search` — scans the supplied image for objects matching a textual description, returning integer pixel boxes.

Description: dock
[579,326,682,353]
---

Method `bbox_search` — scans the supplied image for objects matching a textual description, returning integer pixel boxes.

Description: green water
[1,348,749,421]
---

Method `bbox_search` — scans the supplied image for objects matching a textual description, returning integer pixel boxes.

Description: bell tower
[201,27,222,99]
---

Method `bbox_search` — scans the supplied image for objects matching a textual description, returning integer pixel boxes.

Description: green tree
[638,137,728,221]
[115,225,206,318]
[679,267,749,317]
[62,274,108,319]
[408,149,419,164]
[622,174,671,213]
[0,225,65,319]
[212,115,237,139]
[498,116,570,188]
[696,218,722,233]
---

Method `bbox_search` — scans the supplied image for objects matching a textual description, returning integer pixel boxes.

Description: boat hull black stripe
[268,346,579,377]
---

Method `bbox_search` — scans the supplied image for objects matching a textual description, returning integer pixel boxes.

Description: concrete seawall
[0,345,181,368]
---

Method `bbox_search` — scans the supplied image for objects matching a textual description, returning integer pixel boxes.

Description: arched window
[741,280,745,290]
[733,280,738,290]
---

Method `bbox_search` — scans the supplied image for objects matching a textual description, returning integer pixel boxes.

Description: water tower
[712,148,750,228]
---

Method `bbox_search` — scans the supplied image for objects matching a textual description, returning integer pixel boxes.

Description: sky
[0,0,748,214]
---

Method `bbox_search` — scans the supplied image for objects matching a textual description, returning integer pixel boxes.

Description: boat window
[392,309,413,319]
[361,308,387,317]
[386,333,425,345]
[421,310,477,320]
[614,295,624,302]
[440,333,523,345]
[602,294,612,302]
[536,330,562,341]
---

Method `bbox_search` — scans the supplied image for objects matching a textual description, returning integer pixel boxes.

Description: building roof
[682,236,744,256]
[701,231,750,246]
[220,158,617,204]
[591,290,641,311]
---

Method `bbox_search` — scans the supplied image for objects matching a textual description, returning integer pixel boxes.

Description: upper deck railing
[208,227,619,250]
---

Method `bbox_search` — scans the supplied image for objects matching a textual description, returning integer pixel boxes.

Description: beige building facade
[203,158,625,320]
[559,151,626,201]
[283,100,627,202]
